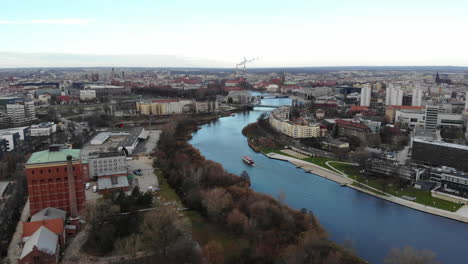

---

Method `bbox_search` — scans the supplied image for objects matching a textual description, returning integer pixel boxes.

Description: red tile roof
[23,218,64,238]
[56,95,72,101]
[335,119,370,131]
[350,106,369,112]
[386,105,424,110]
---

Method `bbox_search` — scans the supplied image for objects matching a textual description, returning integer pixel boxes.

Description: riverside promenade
[266,152,468,224]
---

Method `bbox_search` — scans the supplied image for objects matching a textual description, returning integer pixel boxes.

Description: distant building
[30,122,57,137]
[335,119,371,142]
[385,105,425,123]
[412,138,468,172]
[85,85,129,96]
[0,132,20,151]
[385,84,403,106]
[25,145,87,216]
[424,105,439,130]
[269,107,321,138]
[79,89,96,101]
[136,99,194,115]
[412,87,423,107]
[195,101,218,113]
[4,101,36,125]
[360,85,371,106]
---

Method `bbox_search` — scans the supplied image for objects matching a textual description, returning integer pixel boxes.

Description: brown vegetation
[154,117,365,263]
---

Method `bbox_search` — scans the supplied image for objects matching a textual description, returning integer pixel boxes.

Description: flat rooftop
[413,138,468,151]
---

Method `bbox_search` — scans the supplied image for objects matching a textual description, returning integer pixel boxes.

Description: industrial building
[412,138,468,172]
[89,152,129,194]
[25,145,87,216]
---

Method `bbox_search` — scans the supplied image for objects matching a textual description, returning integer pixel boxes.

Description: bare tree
[202,240,224,264]
[202,188,233,220]
[141,206,189,256]
[384,246,439,264]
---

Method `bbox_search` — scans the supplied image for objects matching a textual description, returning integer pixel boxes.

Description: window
[32,170,35,175]
[111,177,118,185]
[40,169,43,174]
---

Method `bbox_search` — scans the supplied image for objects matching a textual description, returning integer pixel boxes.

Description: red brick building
[19,226,59,264]
[25,145,86,216]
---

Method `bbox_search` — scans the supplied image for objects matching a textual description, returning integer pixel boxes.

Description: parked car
[133,169,142,176]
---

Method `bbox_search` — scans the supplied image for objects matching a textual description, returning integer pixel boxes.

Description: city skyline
[1,0,468,67]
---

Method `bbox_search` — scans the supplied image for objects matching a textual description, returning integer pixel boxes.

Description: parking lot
[128,156,159,193]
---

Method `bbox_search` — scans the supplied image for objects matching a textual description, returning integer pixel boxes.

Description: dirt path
[5,199,29,264]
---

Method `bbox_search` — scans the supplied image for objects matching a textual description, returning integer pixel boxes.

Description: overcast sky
[1,0,468,68]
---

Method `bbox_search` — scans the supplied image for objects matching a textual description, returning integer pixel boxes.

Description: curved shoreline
[264,152,468,224]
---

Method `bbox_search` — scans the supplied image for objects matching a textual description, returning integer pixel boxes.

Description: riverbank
[157,116,366,264]
[264,151,468,224]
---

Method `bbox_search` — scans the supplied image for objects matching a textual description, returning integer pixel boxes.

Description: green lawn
[154,169,182,204]
[331,164,463,212]
[185,211,250,259]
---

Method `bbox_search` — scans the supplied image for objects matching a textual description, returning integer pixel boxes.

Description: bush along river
[189,96,468,264]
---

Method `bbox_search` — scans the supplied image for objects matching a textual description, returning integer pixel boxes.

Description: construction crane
[236,57,259,78]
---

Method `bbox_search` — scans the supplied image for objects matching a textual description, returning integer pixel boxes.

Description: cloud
[0,19,95,26]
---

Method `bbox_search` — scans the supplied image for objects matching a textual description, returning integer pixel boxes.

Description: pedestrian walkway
[6,199,29,264]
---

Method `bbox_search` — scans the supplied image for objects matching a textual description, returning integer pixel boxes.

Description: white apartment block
[465,91,468,110]
[385,84,403,106]
[412,87,423,107]
[269,109,321,138]
[360,85,371,106]
[88,152,127,177]
[136,99,194,115]
[5,101,36,124]
[80,89,97,101]
[30,122,57,137]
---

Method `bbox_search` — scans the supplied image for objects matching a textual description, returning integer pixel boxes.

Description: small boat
[242,155,255,166]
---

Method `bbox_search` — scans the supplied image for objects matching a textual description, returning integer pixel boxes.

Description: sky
[1,0,468,68]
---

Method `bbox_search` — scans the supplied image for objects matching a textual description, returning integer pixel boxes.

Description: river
[189,96,467,264]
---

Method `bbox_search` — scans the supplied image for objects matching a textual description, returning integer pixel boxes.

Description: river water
[189,96,467,264]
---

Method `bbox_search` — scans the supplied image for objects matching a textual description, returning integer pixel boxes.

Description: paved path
[267,153,352,184]
[266,153,468,224]
[5,199,29,264]
[281,149,308,159]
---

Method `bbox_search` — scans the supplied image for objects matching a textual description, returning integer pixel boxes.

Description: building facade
[25,145,87,216]
[425,105,439,130]
[412,138,468,172]
[360,85,371,107]
[269,109,321,138]
[136,99,194,115]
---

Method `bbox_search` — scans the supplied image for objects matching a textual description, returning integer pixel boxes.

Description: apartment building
[269,108,321,138]
[136,99,194,115]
